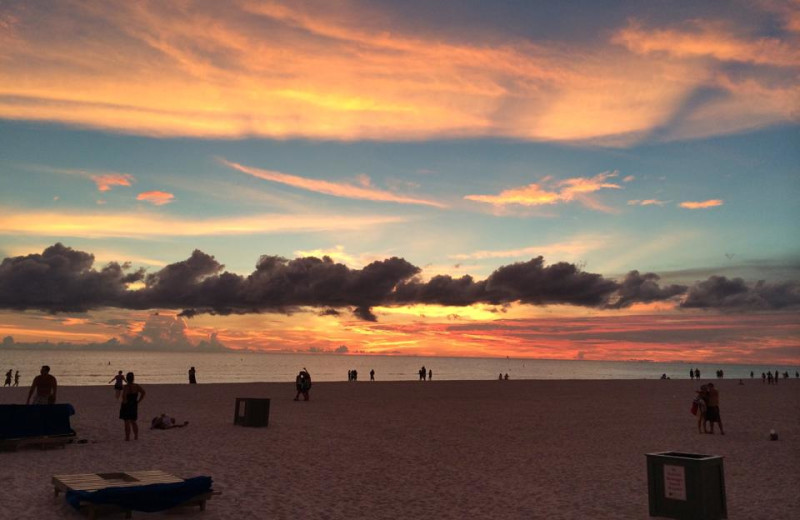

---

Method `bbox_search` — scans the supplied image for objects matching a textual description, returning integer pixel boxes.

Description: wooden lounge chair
[53,471,215,519]
[0,404,76,451]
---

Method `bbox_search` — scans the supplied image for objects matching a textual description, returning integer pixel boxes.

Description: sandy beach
[1,379,798,519]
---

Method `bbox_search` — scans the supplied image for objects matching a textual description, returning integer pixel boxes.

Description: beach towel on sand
[65,476,212,512]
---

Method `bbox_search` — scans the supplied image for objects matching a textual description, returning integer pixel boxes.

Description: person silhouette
[109,370,125,399]
[370,369,375,381]
[294,368,312,401]
[188,366,197,384]
[119,372,146,441]
[27,365,57,405]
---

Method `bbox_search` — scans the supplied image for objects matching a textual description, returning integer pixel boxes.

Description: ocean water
[0,349,797,386]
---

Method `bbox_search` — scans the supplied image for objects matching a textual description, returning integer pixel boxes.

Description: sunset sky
[1,0,798,363]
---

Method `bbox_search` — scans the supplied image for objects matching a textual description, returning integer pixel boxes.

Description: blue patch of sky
[1,120,798,279]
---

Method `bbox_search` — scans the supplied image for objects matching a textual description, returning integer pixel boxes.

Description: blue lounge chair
[0,403,76,450]
[53,471,215,519]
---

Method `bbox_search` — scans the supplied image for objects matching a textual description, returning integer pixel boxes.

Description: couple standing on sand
[107,369,146,440]
[294,368,312,401]
[692,383,724,435]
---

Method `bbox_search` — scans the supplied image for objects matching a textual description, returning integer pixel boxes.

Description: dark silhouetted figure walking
[109,370,125,399]
[188,366,197,384]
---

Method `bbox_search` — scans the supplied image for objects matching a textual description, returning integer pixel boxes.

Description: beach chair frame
[52,470,215,519]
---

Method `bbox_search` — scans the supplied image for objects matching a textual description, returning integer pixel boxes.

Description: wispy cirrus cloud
[679,199,724,209]
[465,171,621,212]
[449,236,609,262]
[628,199,669,206]
[136,190,175,206]
[614,19,800,67]
[222,159,446,208]
[0,2,795,145]
[0,207,406,238]
[19,164,135,192]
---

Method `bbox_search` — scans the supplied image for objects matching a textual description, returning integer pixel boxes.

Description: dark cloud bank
[1,244,798,321]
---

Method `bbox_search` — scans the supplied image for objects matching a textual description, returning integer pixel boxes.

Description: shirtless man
[705,383,724,435]
[26,365,57,405]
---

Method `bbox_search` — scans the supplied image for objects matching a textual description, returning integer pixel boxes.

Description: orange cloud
[223,159,446,208]
[92,173,135,192]
[0,207,406,238]
[614,19,800,67]
[679,199,724,209]
[19,164,136,192]
[136,190,175,205]
[0,2,794,144]
[465,171,621,210]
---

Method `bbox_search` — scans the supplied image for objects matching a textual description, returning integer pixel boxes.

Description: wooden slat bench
[53,471,214,519]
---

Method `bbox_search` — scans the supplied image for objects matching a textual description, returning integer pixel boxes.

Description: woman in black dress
[119,372,146,441]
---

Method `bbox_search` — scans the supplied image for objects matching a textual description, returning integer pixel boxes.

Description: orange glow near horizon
[2,308,797,365]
